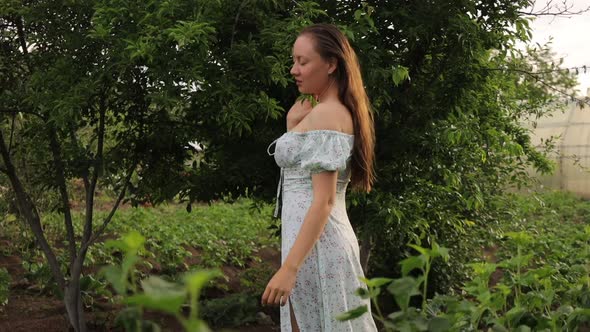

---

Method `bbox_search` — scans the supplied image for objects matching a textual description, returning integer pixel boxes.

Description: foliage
[2,197,278,328]
[329,0,580,294]
[3,197,278,289]
[101,231,222,332]
[239,262,277,295]
[340,191,590,331]
[200,292,260,328]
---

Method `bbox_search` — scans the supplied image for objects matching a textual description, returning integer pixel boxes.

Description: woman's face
[290,34,335,95]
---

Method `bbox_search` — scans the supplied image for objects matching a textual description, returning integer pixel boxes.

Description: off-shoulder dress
[267,130,378,332]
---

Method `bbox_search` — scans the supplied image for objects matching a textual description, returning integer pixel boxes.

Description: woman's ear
[328,57,338,75]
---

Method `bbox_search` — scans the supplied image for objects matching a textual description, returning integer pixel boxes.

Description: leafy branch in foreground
[100,231,222,332]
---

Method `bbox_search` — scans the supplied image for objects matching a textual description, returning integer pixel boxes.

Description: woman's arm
[283,103,352,271]
[282,171,337,272]
[261,170,338,306]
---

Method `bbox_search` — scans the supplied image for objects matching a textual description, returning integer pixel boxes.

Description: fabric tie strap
[273,168,283,218]
[267,138,282,218]
[266,138,278,156]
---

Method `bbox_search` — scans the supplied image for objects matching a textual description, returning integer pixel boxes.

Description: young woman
[263,23,378,331]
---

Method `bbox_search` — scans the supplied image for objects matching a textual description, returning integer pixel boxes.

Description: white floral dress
[267,130,378,332]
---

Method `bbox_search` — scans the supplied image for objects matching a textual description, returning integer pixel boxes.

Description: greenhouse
[522,89,590,198]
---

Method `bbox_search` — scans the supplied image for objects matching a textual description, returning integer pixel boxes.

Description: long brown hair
[299,23,376,192]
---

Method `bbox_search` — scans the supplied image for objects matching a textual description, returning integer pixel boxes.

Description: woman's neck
[314,80,339,103]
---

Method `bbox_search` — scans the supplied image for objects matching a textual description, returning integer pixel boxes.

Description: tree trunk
[359,231,373,276]
[0,130,66,289]
[1,129,88,331]
[64,277,87,332]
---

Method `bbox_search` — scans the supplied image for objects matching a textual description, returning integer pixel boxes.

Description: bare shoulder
[307,102,353,134]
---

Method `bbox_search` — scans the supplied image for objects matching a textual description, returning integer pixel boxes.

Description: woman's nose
[290,64,298,76]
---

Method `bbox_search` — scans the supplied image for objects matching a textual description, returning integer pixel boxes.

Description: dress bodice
[267,130,355,217]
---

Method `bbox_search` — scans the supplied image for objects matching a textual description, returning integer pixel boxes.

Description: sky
[524,0,590,97]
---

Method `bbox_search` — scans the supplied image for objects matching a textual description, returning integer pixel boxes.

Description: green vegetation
[2,197,278,280]
[340,190,590,331]
[101,231,222,332]
[2,188,590,330]
[0,197,278,329]
[60,199,276,271]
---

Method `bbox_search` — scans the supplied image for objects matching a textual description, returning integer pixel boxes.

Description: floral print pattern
[267,130,378,332]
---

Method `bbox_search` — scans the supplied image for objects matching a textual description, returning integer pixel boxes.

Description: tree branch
[83,161,137,250]
[71,159,136,332]
[48,125,78,267]
[230,0,249,49]
[518,0,590,17]
[488,66,590,107]
[483,64,589,76]
[0,109,46,121]
[69,94,107,332]
[74,122,90,189]
[0,128,65,289]
[15,16,29,56]
[83,92,107,246]
[8,113,16,153]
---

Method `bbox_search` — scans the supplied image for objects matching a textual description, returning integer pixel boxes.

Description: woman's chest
[273,134,305,168]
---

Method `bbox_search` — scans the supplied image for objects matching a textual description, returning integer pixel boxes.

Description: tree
[1,0,240,330]
[320,0,582,289]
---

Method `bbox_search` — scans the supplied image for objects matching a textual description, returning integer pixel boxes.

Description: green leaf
[491,325,509,332]
[387,277,421,311]
[428,317,451,332]
[335,305,368,321]
[400,255,426,276]
[125,276,186,315]
[408,244,430,257]
[432,246,450,262]
[392,65,410,86]
[296,94,318,107]
[184,269,222,296]
[354,287,370,299]
[505,306,526,326]
[364,277,394,288]
[556,305,574,316]
[105,231,146,253]
[99,265,126,295]
[354,9,362,21]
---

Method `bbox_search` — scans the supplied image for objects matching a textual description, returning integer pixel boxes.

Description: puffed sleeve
[299,131,354,174]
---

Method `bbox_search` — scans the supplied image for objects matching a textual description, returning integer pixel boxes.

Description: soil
[0,234,282,332]
[482,244,504,287]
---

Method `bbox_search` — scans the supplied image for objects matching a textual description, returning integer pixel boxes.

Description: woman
[263,23,378,332]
